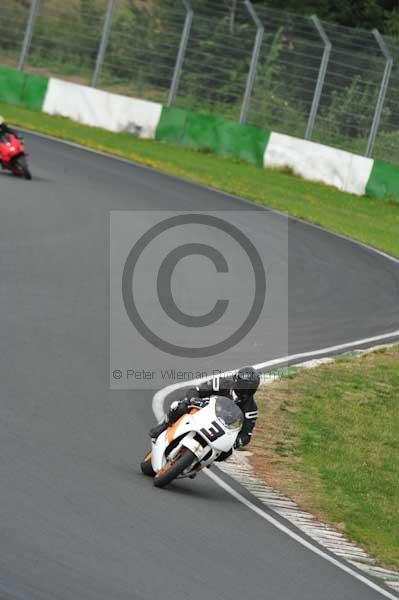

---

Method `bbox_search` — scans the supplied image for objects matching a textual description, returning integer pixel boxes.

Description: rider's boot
[149,399,188,439]
[149,419,169,439]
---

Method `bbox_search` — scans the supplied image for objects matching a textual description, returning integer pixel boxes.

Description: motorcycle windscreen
[214,396,243,430]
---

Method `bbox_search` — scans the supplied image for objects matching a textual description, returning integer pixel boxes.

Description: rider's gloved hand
[168,396,208,422]
[168,397,190,421]
[187,397,207,409]
[169,399,182,412]
[234,434,250,449]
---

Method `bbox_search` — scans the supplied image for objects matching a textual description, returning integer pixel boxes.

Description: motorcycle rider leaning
[0,116,20,140]
[149,366,260,460]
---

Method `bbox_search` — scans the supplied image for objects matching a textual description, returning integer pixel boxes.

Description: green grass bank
[252,346,399,569]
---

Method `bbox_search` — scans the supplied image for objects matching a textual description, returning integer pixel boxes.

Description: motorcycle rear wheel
[13,155,32,180]
[154,449,196,488]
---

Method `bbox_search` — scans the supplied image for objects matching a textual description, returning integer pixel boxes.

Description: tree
[258,0,398,34]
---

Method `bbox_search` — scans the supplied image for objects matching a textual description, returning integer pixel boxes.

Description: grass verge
[252,346,399,569]
[2,101,399,258]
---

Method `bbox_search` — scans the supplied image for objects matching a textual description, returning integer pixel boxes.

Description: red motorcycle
[0,133,32,180]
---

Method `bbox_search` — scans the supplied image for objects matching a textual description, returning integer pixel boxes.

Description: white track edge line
[152,329,399,421]
[204,469,398,600]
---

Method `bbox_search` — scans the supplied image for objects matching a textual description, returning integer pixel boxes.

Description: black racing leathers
[149,376,259,460]
[181,375,258,448]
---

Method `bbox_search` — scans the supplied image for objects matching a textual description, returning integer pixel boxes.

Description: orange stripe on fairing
[166,408,199,443]
[167,416,184,443]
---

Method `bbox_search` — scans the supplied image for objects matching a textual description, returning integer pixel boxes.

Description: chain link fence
[1,0,398,165]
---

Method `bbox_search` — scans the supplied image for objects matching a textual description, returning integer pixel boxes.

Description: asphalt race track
[1,132,399,600]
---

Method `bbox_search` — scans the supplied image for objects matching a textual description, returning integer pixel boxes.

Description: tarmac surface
[1,132,398,599]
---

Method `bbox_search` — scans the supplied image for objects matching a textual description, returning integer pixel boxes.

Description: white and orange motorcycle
[141,395,243,488]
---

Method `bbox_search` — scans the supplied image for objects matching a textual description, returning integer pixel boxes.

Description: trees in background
[254,0,399,35]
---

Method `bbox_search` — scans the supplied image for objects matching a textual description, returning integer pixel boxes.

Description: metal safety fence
[1,0,398,164]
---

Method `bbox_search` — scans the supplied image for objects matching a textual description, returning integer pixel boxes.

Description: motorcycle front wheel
[140,452,155,477]
[154,449,196,488]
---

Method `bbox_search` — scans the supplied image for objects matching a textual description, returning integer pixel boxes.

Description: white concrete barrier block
[43,78,163,139]
[264,132,373,196]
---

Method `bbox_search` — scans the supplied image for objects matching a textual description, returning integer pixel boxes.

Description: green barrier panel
[0,66,25,105]
[22,72,49,111]
[182,112,269,167]
[156,107,270,167]
[0,65,48,110]
[366,160,399,200]
[156,106,187,144]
